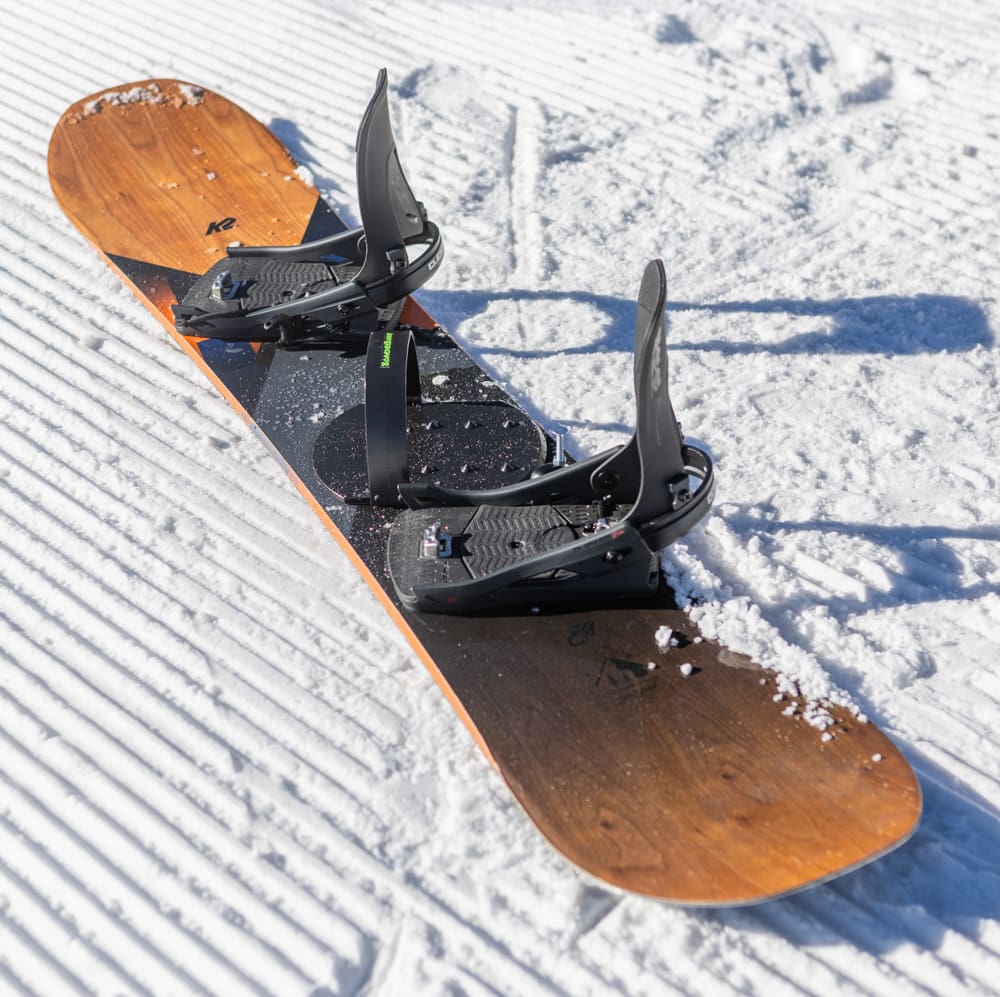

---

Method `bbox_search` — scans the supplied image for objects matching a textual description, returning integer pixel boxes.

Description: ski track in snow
[1,0,999,993]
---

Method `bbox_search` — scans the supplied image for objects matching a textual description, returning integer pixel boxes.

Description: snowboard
[48,76,921,905]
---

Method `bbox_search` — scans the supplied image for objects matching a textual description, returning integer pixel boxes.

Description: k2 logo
[205,216,237,236]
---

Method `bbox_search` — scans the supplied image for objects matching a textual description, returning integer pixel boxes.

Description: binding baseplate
[312,324,546,507]
[172,69,442,347]
[387,259,715,613]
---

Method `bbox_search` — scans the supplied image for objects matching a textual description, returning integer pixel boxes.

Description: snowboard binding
[387,259,715,614]
[172,69,442,347]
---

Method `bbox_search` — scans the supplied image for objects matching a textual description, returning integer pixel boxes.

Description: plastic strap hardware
[364,327,420,506]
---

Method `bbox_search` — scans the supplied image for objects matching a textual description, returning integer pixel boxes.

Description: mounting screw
[604,551,623,563]
[668,473,693,510]
[596,471,619,492]
[552,424,569,468]
[210,269,234,301]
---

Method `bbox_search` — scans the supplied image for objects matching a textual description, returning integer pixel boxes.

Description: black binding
[387,260,715,614]
[172,69,442,345]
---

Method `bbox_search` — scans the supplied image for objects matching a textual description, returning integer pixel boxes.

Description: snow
[2,0,1000,994]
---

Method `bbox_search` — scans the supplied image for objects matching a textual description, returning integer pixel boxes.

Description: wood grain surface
[48,79,921,904]
[49,81,317,277]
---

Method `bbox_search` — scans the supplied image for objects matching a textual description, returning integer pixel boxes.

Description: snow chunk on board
[79,82,204,119]
[662,542,864,734]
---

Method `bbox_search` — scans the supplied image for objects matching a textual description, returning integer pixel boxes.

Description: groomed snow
[1,1,999,994]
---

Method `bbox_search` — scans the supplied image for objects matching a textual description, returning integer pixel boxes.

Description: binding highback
[356,69,428,286]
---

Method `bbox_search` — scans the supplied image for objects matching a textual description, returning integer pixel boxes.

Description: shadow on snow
[419,287,993,357]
